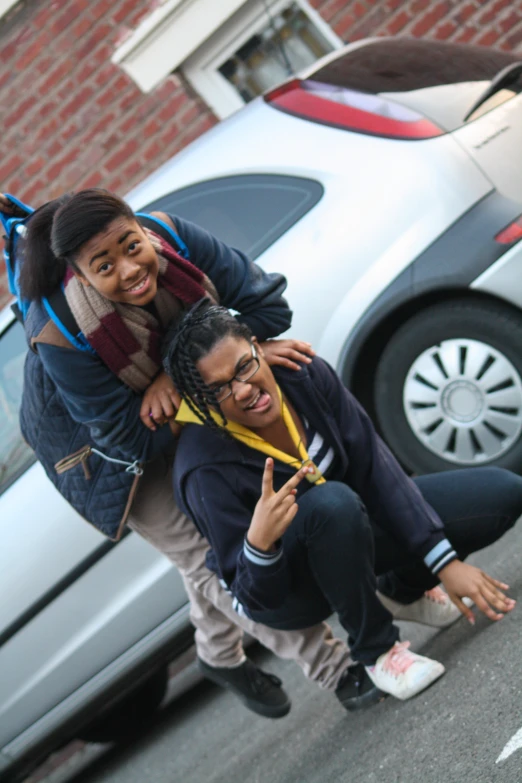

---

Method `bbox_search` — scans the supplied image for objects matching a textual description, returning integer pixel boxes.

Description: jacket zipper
[55,445,143,479]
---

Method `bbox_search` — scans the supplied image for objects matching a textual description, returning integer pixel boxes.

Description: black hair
[19,188,135,301]
[163,299,252,434]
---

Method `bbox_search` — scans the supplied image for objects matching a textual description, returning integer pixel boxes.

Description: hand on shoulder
[259,338,315,372]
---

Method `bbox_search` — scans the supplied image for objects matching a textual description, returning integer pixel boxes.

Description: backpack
[1,194,34,323]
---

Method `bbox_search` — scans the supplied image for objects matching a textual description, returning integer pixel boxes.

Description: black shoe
[197,657,291,718]
[335,663,385,712]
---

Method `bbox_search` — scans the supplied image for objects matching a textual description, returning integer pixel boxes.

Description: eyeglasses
[207,343,260,403]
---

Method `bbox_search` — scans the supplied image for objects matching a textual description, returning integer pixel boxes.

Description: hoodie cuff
[244,536,283,567]
[423,538,458,575]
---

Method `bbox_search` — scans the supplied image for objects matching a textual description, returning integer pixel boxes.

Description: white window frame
[0,0,20,20]
[112,0,252,93]
[184,0,343,119]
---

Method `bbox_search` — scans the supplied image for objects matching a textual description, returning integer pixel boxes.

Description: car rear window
[311,38,522,132]
[140,174,323,260]
[0,320,34,496]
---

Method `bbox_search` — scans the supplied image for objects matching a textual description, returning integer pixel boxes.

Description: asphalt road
[28,523,522,783]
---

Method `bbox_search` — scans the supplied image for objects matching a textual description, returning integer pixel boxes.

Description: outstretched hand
[439,560,516,624]
[259,339,315,372]
[247,458,310,552]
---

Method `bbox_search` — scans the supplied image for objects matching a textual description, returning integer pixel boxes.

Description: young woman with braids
[3,188,363,717]
[167,300,522,704]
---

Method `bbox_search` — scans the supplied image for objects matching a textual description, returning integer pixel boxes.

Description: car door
[0,313,187,752]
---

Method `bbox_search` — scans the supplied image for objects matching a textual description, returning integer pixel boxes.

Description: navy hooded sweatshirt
[173,356,457,617]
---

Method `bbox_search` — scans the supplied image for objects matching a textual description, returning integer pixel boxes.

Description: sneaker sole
[390,598,473,629]
[199,666,291,719]
[242,695,291,719]
[388,665,446,701]
[394,613,462,628]
[340,686,387,712]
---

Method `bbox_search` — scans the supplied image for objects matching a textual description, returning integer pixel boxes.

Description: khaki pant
[127,457,351,691]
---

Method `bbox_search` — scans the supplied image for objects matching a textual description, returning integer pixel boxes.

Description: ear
[252,336,265,359]
[73,270,91,287]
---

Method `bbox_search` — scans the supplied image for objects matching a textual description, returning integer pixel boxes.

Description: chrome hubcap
[403,339,522,464]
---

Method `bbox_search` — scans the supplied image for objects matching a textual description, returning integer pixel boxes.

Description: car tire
[77,667,169,744]
[374,299,522,475]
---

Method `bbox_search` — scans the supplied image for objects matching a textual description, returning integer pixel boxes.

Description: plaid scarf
[64,229,216,393]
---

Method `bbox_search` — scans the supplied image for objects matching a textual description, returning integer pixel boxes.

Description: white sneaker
[378,586,467,628]
[365,641,445,700]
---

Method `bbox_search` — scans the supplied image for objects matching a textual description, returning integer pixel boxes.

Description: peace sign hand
[247,458,310,553]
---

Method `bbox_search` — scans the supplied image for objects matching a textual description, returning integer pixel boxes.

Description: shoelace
[424,586,449,605]
[247,665,282,695]
[381,641,417,676]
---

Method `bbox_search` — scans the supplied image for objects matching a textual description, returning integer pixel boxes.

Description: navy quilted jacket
[20,303,143,539]
[20,215,292,540]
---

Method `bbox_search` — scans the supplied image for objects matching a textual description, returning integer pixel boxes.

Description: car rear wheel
[77,667,169,744]
[374,299,522,475]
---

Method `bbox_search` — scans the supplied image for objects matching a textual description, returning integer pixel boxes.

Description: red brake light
[495,216,522,244]
[264,79,443,140]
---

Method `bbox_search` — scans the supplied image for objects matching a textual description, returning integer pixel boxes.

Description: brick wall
[0,0,217,303]
[312,0,522,47]
[1,0,521,304]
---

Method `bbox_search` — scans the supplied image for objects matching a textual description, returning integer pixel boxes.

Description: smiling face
[73,217,160,305]
[196,336,282,431]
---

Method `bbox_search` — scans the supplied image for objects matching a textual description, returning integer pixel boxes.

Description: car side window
[140,174,323,260]
[0,320,34,495]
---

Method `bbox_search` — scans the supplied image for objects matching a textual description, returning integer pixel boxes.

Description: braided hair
[163,299,252,434]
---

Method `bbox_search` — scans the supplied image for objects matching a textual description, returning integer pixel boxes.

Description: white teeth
[246,392,261,410]
[127,275,148,293]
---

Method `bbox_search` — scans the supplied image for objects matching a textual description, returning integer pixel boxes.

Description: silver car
[2,36,522,782]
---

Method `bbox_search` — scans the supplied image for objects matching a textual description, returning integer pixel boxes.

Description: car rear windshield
[311,38,522,132]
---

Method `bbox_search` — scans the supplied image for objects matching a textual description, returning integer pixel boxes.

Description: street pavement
[27,523,522,783]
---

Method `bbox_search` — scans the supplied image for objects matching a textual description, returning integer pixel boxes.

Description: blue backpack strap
[0,195,89,348]
[1,194,33,217]
[43,286,94,354]
[1,194,34,320]
[136,212,190,259]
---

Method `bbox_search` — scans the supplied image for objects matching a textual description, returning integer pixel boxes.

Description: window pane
[311,38,522,131]
[0,320,34,496]
[219,3,334,103]
[141,174,323,260]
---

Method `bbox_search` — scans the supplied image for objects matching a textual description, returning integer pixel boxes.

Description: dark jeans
[249,468,522,666]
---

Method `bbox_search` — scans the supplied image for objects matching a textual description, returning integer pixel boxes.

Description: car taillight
[264,79,444,140]
[495,216,522,244]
